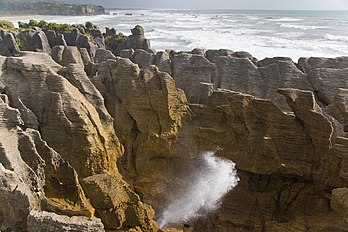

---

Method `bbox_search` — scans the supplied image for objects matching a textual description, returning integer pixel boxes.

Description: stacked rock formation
[0,22,348,232]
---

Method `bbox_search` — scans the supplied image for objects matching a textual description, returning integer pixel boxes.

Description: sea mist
[157,151,239,228]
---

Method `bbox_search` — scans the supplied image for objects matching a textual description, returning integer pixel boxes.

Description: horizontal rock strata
[0,22,348,231]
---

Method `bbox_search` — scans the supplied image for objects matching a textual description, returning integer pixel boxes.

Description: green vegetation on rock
[19,20,75,33]
[15,37,25,50]
[115,33,127,43]
[0,20,15,31]
[85,21,93,29]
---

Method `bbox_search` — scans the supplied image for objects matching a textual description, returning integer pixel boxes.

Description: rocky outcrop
[1,21,348,232]
[81,173,158,231]
[126,25,151,51]
[0,52,158,231]
[17,29,51,54]
[105,25,151,56]
[0,30,20,56]
[45,30,67,48]
[27,211,105,232]
[94,48,117,63]
[52,45,85,67]
[331,188,348,224]
[91,59,190,208]
[97,49,348,231]
[172,52,216,103]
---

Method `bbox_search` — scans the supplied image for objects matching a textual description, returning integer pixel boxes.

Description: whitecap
[280,23,327,30]
[266,17,303,22]
[323,34,348,42]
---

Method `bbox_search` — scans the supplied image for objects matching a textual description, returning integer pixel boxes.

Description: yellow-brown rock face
[0,52,158,231]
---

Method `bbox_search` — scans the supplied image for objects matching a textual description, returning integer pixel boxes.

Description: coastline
[0,16,348,231]
[2,9,348,60]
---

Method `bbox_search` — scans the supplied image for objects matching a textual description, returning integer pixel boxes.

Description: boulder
[0,52,164,231]
[87,29,105,48]
[63,29,80,46]
[214,55,265,98]
[0,93,93,230]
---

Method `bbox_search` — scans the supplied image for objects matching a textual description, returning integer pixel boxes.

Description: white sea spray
[157,151,239,228]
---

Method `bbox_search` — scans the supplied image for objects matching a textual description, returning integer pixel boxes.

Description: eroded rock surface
[0,52,158,231]
[96,51,348,231]
[1,24,348,231]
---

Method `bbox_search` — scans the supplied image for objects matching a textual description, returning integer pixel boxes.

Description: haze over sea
[3,9,348,60]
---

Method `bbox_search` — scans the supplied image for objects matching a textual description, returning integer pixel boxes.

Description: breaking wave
[323,34,348,42]
[157,151,239,228]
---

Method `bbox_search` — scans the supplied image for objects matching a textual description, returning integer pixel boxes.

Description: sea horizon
[2,8,348,60]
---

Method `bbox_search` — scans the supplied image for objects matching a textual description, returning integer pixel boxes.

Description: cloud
[63,0,348,10]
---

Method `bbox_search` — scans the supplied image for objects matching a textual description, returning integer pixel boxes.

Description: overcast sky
[65,0,348,10]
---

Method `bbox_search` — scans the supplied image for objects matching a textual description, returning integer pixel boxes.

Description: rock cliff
[0,22,348,232]
[0,51,158,231]
[0,0,106,16]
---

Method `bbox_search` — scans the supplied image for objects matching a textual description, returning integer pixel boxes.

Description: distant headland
[0,0,106,16]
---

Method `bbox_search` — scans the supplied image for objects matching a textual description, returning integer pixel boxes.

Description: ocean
[2,9,348,61]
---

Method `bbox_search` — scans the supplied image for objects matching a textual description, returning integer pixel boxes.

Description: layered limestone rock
[91,58,190,207]
[52,45,85,67]
[18,29,52,54]
[27,211,105,232]
[81,173,158,231]
[1,22,348,231]
[0,30,20,57]
[99,50,348,231]
[0,52,158,231]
